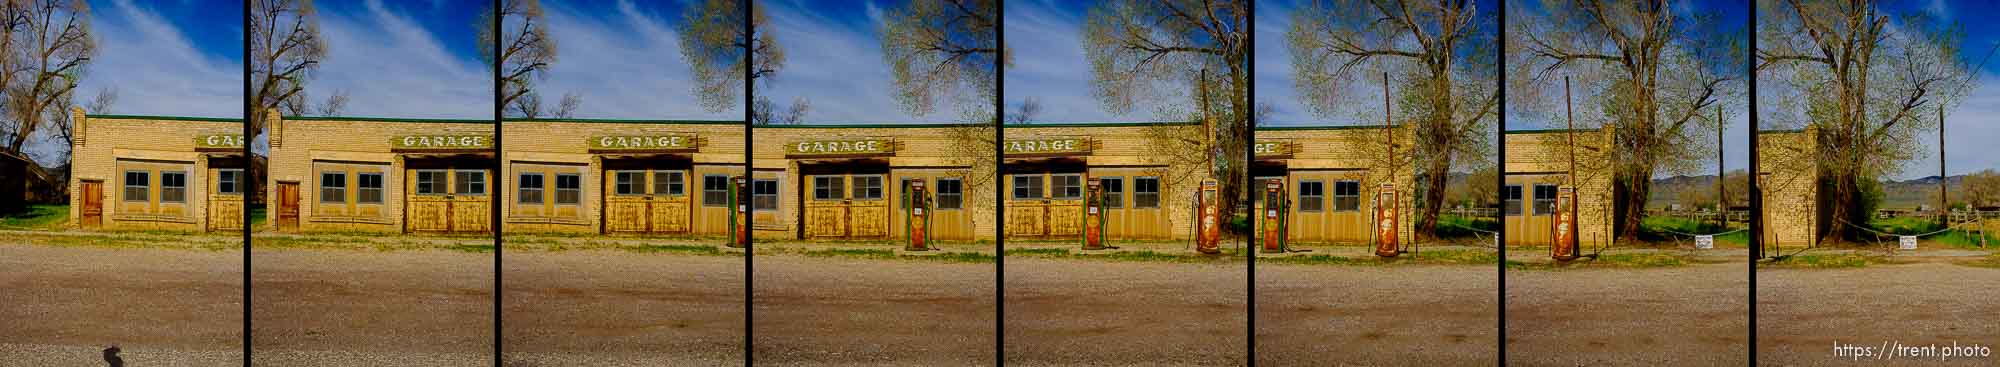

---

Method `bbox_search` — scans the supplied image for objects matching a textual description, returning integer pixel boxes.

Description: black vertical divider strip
[1244,0,1257,364]
[1747,2,1759,364]
[994,1,1007,365]
[242,2,254,364]
[491,0,505,365]
[1495,0,1509,364]
[743,0,756,365]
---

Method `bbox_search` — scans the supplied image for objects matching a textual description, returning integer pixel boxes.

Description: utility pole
[1383,71,1394,179]
[1717,105,1726,226]
[1939,104,1947,217]
[1564,76,1576,188]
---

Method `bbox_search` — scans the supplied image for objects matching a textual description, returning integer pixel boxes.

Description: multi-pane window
[1100,177,1124,208]
[935,178,963,209]
[320,172,346,203]
[160,172,187,203]
[1251,177,1281,205]
[555,174,581,205]
[1533,184,1559,215]
[1298,180,1325,212]
[703,175,730,206]
[813,176,843,200]
[218,169,242,195]
[656,171,685,196]
[1503,185,1523,216]
[123,171,149,202]
[358,173,384,203]
[455,171,486,195]
[1012,175,1043,199]
[1333,180,1361,211]
[1134,177,1160,208]
[614,171,644,195]
[518,173,544,204]
[752,179,779,211]
[416,171,447,195]
[900,178,920,209]
[851,175,883,200]
[1052,174,1082,199]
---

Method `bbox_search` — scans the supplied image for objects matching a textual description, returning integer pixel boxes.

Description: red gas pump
[1261,179,1287,253]
[1552,186,1579,261]
[728,176,749,248]
[1194,179,1222,254]
[1083,180,1106,250]
[1374,183,1402,257]
[905,180,932,251]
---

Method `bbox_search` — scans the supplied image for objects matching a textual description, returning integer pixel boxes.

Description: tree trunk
[1415,157,1450,241]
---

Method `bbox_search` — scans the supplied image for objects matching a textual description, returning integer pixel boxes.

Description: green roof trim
[755,122,977,129]
[1256,125,1393,131]
[1005,121,1199,128]
[90,114,243,123]
[1504,128,1600,134]
[284,115,493,124]
[504,118,743,125]
[1758,128,1807,134]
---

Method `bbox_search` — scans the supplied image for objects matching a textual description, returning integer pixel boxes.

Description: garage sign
[590,134,698,152]
[787,138,894,156]
[393,135,491,150]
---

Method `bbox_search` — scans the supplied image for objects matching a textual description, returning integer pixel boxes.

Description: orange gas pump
[728,176,749,248]
[1552,186,1579,261]
[1083,180,1106,250]
[1195,179,1222,254]
[1261,179,1288,253]
[1374,183,1402,257]
[905,180,932,251]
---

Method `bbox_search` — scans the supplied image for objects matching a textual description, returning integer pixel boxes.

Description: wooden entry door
[407,169,491,233]
[804,174,888,238]
[207,169,244,231]
[1502,177,1559,246]
[275,182,299,231]
[603,170,692,234]
[1006,173,1085,238]
[79,180,103,227]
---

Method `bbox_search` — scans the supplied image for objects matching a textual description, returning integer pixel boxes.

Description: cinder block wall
[1256,126,1417,244]
[1004,123,1207,240]
[1503,128,1616,248]
[1758,128,1818,248]
[263,113,494,233]
[752,124,999,241]
[69,110,241,231]
[500,120,745,235]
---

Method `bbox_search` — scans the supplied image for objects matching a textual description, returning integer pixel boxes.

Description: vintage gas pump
[1551,186,1579,261]
[1194,178,1222,254]
[1083,180,1106,250]
[1260,179,1288,253]
[1374,183,1402,257]
[905,180,933,251]
[727,176,749,248]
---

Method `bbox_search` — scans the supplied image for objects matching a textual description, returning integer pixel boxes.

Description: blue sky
[1888,0,2000,180]
[759,0,969,124]
[75,0,243,118]
[1003,0,1188,123]
[1254,0,1502,127]
[527,0,739,120]
[301,0,490,118]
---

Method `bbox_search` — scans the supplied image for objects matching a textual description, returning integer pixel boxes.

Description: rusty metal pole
[1718,105,1726,227]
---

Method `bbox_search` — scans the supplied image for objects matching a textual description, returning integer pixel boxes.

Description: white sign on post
[1899,236,1918,250]
[1695,235,1714,249]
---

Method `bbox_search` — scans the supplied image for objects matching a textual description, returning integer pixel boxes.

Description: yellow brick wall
[69,111,241,231]
[1503,128,1616,248]
[1256,126,1417,244]
[1758,128,1818,248]
[500,120,745,234]
[263,113,495,233]
[1004,124,1208,239]
[751,124,997,240]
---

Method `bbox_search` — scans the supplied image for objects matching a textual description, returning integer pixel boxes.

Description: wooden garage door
[1503,176,1560,246]
[804,174,888,238]
[207,168,244,231]
[603,169,691,234]
[407,168,490,233]
[1006,173,1085,238]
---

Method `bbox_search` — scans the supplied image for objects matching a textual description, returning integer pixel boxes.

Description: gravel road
[1255,263,1497,366]
[1003,258,1248,366]
[250,248,494,366]
[753,254,997,366]
[0,244,244,364]
[1758,263,1999,366]
[502,250,744,366]
[1506,263,1751,366]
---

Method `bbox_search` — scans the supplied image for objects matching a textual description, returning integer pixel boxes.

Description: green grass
[248,207,267,228]
[1435,215,1499,239]
[0,204,68,230]
[1509,251,1696,270]
[1961,253,2000,268]
[1865,218,1999,249]
[798,248,993,263]
[1004,248,1244,263]
[1639,216,1747,246]
[1261,249,1498,266]
[1761,253,1881,268]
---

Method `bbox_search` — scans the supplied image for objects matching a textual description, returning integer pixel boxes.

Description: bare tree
[750,95,808,125]
[315,89,348,116]
[482,0,577,119]
[1287,0,1498,240]
[3,0,95,156]
[879,0,999,120]
[1511,0,1741,243]
[1959,169,2000,209]
[1084,0,1250,210]
[680,0,789,124]
[1757,0,1968,243]
[1007,96,1041,124]
[250,0,325,144]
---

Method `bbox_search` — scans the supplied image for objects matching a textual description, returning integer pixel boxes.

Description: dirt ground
[0,244,243,365]
[753,252,997,366]
[1003,258,1248,366]
[250,248,495,366]
[1255,263,1497,366]
[1506,262,1751,366]
[1758,263,2000,366]
[501,250,744,366]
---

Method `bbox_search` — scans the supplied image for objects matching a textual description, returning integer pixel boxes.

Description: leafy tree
[678,0,799,124]
[1083,0,1250,211]
[879,0,999,190]
[1287,0,1498,240]
[481,0,579,119]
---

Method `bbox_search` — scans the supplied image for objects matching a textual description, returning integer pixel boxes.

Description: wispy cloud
[1002,0,1171,123]
[760,0,957,124]
[77,0,242,118]
[529,0,737,120]
[306,0,489,118]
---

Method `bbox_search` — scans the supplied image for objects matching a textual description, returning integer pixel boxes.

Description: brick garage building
[751,124,995,241]
[1757,128,1817,248]
[1252,125,1416,244]
[1001,123,1212,241]
[67,110,246,231]
[1502,128,1615,248]
[498,119,744,235]
[262,112,495,234]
